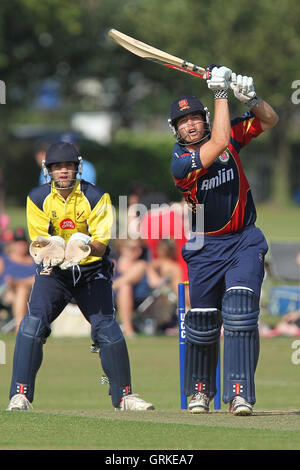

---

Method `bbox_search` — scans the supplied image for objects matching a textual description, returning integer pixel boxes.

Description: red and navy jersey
[171,111,263,235]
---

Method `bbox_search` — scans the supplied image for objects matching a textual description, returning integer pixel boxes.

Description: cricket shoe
[6,394,32,411]
[230,396,253,416]
[115,394,155,411]
[188,392,210,413]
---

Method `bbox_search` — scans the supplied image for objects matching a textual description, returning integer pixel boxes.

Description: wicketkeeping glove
[29,235,66,267]
[60,233,91,270]
[230,72,259,107]
[206,65,232,91]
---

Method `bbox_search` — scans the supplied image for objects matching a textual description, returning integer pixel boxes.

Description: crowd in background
[0,210,187,337]
[0,218,35,332]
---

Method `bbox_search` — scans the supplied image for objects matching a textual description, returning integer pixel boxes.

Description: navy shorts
[182,225,268,309]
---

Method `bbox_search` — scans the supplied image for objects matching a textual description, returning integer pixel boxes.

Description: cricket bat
[108,29,208,79]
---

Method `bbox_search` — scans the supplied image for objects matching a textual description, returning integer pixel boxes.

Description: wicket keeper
[169,65,278,414]
[7,141,154,412]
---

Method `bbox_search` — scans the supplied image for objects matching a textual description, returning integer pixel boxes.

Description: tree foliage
[0,0,299,203]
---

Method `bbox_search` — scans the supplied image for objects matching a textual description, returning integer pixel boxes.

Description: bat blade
[108,29,206,79]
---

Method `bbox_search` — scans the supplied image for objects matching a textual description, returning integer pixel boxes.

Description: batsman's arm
[248,99,279,131]
[199,98,231,169]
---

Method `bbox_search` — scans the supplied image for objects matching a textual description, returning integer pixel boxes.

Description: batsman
[6,141,154,412]
[169,65,278,414]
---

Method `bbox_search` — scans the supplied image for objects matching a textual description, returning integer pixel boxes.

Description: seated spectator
[0,227,36,331]
[113,238,151,338]
[262,251,300,338]
[266,309,300,337]
[147,239,183,295]
[140,200,189,282]
[146,239,184,335]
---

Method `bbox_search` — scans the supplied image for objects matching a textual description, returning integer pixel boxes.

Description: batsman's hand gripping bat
[108,29,209,80]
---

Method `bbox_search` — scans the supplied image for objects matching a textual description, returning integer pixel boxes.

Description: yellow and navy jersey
[171,111,263,235]
[26,179,113,265]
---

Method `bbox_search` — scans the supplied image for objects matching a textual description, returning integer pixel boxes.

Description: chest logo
[219,150,230,163]
[60,218,76,230]
[76,210,85,221]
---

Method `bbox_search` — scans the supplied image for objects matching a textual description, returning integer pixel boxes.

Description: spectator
[266,310,300,337]
[0,213,13,252]
[140,200,189,282]
[113,238,151,337]
[146,239,184,335]
[35,134,97,185]
[147,239,183,295]
[0,227,35,331]
[263,251,300,337]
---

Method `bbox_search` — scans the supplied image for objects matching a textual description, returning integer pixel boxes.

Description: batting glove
[60,233,91,270]
[29,235,66,267]
[206,65,232,91]
[230,72,259,107]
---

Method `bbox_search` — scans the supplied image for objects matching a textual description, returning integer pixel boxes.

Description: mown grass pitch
[0,333,299,450]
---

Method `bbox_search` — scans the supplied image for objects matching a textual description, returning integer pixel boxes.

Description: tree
[115,0,300,204]
[0,0,299,204]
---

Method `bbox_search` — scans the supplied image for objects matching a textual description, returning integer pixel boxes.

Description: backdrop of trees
[0,0,299,206]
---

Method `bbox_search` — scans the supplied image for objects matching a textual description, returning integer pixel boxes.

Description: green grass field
[1,203,299,451]
[0,333,299,450]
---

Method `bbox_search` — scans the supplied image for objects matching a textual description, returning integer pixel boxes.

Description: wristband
[214,89,228,100]
[245,96,260,108]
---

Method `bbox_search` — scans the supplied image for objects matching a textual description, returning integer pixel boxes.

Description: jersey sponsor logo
[219,149,230,163]
[60,218,76,229]
[200,168,234,190]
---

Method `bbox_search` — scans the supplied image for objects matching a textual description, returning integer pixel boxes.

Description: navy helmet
[168,95,210,145]
[169,95,207,127]
[42,141,83,187]
[45,141,80,168]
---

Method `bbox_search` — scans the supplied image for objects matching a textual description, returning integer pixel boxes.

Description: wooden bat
[108,29,208,80]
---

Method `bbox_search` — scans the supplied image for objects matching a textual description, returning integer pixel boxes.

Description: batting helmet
[168,95,210,145]
[45,141,80,168]
[42,141,82,187]
[169,95,207,127]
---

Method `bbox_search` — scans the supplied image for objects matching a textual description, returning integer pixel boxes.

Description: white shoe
[6,394,32,411]
[188,392,210,413]
[115,394,155,411]
[230,396,253,416]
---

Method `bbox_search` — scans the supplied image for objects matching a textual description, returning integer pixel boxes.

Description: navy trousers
[9,259,132,405]
[182,225,268,308]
